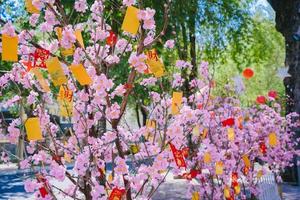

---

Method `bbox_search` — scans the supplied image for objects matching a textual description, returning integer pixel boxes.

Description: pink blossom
[164,40,175,49]
[141,77,157,86]
[29,14,40,26]
[128,53,147,73]
[115,156,128,175]
[75,0,88,13]
[7,119,21,144]
[61,26,76,49]
[106,103,120,120]
[24,179,39,193]
[49,161,65,181]
[123,0,135,6]
[1,22,16,36]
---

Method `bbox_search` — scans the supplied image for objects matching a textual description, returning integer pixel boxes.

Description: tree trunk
[268,0,300,184]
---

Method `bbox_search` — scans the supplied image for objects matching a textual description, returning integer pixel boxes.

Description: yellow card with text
[46,57,68,86]
[146,49,165,78]
[2,34,18,62]
[31,68,50,92]
[25,0,40,14]
[171,92,183,115]
[146,119,156,129]
[69,64,92,85]
[269,132,277,147]
[215,161,224,175]
[58,86,73,117]
[56,27,75,56]
[121,6,140,35]
[25,117,43,141]
[75,30,84,48]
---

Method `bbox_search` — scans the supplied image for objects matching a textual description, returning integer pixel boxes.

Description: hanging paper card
[192,191,200,200]
[146,49,165,78]
[25,117,43,141]
[269,132,277,147]
[257,170,263,179]
[227,128,235,141]
[202,128,208,139]
[130,144,140,154]
[234,184,241,194]
[46,57,67,86]
[36,174,49,198]
[31,68,50,92]
[106,31,118,46]
[75,29,84,48]
[215,161,224,175]
[192,125,200,137]
[169,143,186,168]
[25,0,40,14]
[58,86,73,117]
[146,119,156,129]
[121,6,140,35]
[224,186,231,199]
[259,142,267,154]
[69,64,92,85]
[171,92,183,115]
[109,188,125,200]
[203,152,211,164]
[2,34,18,62]
[242,155,251,167]
[31,48,50,68]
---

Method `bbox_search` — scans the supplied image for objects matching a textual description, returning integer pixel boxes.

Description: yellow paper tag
[269,132,277,147]
[25,117,43,141]
[202,128,208,139]
[171,92,183,115]
[2,34,18,62]
[191,191,199,200]
[146,49,165,78]
[227,128,235,141]
[64,152,72,163]
[121,6,140,35]
[215,161,224,175]
[25,0,40,14]
[257,170,263,179]
[234,184,241,194]
[224,186,230,198]
[58,86,73,117]
[69,64,92,85]
[242,155,251,167]
[46,57,68,86]
[146,119,156,129]
[31,68,50,92]
[192,125,200,137]
[130,144,140,154]
[75,30,84,48]
[203,152,211,164]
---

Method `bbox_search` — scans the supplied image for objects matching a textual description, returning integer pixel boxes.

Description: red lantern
[256,96,266,104]
[242,68,254,79]
[106,31,118,46]
[268,90,278,99]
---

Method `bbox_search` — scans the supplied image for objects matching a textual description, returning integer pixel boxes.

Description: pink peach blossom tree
[0,1,299,200]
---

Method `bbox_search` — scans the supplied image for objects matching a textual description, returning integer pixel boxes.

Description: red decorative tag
[231,172,238,183]
[222,118,235,127]
[106,31,118,46]
[259,142,267,154]
[147,49,159,61]
[31,48,50,69]
[182,169,200,180]
[182,147,189,158]
[109,188,125,200]
[124,83,133,90]
[169,143,186,168]
[36,174,49,198]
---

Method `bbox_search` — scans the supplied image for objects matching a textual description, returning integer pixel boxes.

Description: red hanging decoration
[106,31,118,46]
[169,143,187,168]
[268,90,278,99]
[182,147,189,158]
[242,68,254,79]
[182,169,200,180]
[222,118,235,127]
[231,172,238,183]
[259,142,267,154]
[109,188,125,200]
[256,96,266,104]
[31,48,50,69]
[36,174,49,198]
